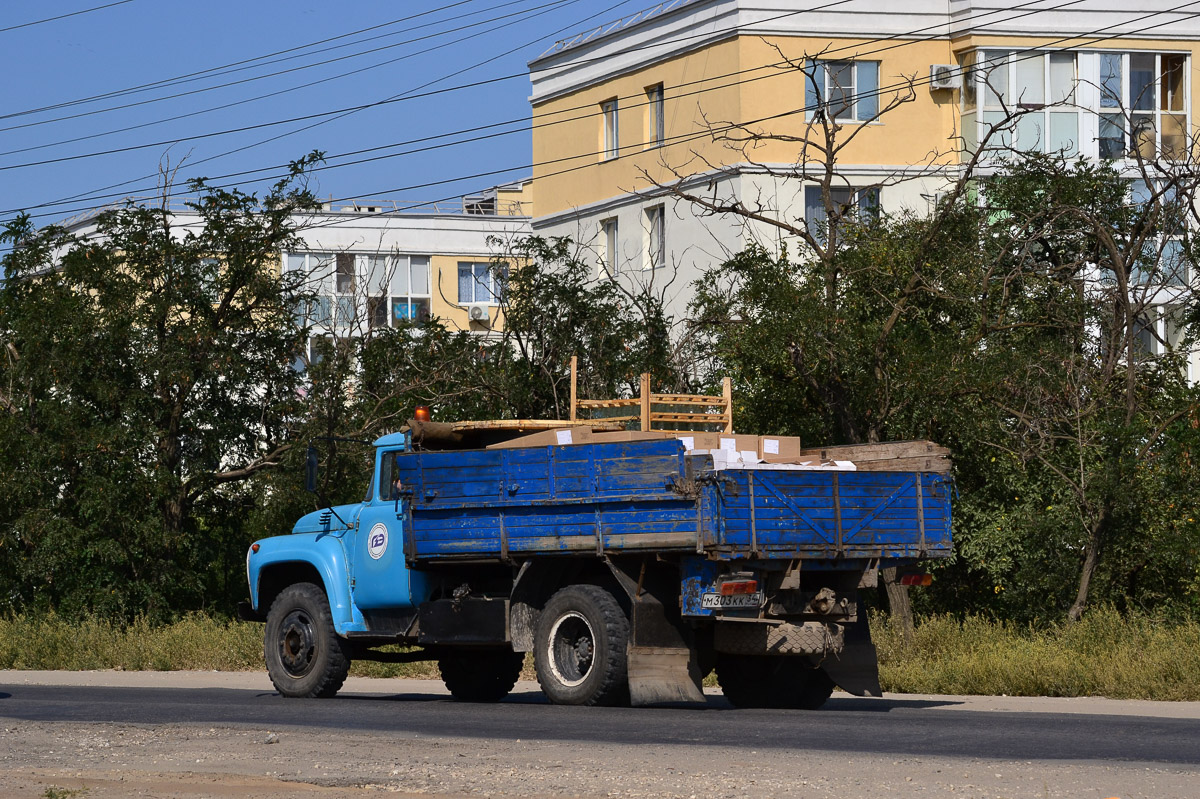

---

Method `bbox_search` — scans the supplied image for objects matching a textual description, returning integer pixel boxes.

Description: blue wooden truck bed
[391,439,951,563]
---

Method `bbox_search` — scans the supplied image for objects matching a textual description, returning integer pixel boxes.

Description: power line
[0,0,1086,205]
[296,1,1200,234]
[0,0,578,142]
[0,0,482,121]
[0,0,866,180]
[9,0,1192,223]
[16,0,641,212]
[0,0,136,35]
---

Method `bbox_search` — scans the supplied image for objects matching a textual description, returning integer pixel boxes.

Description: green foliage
[0,157,322,620]
[691,151,1200,623]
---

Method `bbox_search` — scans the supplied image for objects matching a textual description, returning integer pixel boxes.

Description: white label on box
[720,437,737,452]
[555,430,573,445]
[763,438,780,455]
[679,436,695,451]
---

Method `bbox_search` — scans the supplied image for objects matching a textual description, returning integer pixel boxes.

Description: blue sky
[0,0,648,228]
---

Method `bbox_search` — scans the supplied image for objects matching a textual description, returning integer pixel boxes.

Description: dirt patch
[2,719,1199,799]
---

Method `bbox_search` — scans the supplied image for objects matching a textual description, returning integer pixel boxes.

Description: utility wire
[0,0,1089,207]
[0,0,580,141]
[0,0,878,175]
[294,1,1200,235]
[8,0,1193,222]
[0,0,136,34]
[0,0,483,121]
[21,0,640,211]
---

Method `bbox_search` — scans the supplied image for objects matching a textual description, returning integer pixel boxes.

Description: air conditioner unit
[468,302,491,322]
[930,64,961,91]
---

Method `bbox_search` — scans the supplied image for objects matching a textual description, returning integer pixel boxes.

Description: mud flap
[627,645,706,706]
[606,558,706,706]
[819,613,882,697]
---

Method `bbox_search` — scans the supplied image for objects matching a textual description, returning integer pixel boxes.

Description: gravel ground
[3,671,1199,799]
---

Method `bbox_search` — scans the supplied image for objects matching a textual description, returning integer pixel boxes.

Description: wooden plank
[649,412,731,423]
[639,373,651,431]
[447,418,622,431]
[575,398,641,408]
[570,355,578,422]
[794,440,949,461]
[721,378,733,433]
[647,394,728,405]
[853,456,951,474]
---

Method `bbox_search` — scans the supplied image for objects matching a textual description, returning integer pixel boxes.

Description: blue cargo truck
[242,428,951,708]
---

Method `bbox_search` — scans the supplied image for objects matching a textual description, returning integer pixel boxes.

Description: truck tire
[264,582,351,698]
[534,585,630,706]
[438,648,525,702]
[716,655,835,710]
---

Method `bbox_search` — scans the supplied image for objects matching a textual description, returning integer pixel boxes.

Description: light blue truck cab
[242,427,952,708]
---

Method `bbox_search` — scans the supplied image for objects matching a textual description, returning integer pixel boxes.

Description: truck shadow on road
[328,691,961,712]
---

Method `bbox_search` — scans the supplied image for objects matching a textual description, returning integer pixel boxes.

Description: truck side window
[378,452,394,501]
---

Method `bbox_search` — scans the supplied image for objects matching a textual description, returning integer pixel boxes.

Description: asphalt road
[2,677,1199,768]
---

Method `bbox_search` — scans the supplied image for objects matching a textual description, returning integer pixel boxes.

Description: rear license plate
[701,591,764,610]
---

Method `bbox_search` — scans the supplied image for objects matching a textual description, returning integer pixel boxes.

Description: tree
[974,152,1200,621]
[0,156,321,619]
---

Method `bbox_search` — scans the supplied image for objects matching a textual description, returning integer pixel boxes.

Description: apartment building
[527,0,1200,339]
[60,182,532,361]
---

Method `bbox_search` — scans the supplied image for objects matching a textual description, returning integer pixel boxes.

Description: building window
[973,50,1080,155]
[645,206,665,270]
[601,98,619,160]
[366,254,431,327]
[804,186,881,246]
[646,83,664,147]
[968,50,1188,161]
[287,251,431,332]
[601,217,619,276]
[805,60,880,122]
[458,261,504,304]
[1098,52,1187,160]
[1129,180,1189,287]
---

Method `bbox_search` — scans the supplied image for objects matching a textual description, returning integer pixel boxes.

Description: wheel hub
[278,610,317,677]
[547,611,595,687]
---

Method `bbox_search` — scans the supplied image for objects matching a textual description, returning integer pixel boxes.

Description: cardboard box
[759,435,803,459]
[718,434,758,454]
[672,432,719,451]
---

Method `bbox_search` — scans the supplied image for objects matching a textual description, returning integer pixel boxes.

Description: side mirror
[305,445,318,493]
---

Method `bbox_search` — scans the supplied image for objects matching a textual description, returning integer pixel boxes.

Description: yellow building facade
[528,0,1200,323]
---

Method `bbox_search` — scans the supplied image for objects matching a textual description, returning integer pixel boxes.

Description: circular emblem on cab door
[367,523,388,560]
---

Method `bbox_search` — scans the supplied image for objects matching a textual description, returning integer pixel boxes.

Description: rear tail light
[900,573,933,587]
[719,579,758,596]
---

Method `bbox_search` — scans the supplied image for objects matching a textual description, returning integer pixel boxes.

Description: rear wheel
[534,585,629,706]
[264,582,351,698]
[438,648,525,702]
[716,655,834,710]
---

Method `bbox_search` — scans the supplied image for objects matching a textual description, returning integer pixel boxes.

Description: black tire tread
[534,585,630,706]
[716,654,833,710]
[438,649,525,702]
[264,582,351,699]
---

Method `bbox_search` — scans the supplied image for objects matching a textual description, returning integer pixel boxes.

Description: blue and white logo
[367,523,388,560]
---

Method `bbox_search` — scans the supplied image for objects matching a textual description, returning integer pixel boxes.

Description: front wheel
[264,582,351,698]
[534,585,629,706]
[438,648,525,702]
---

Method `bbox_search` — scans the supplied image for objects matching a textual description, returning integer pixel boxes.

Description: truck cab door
[350,448,427,610]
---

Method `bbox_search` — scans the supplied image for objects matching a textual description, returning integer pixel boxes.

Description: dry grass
[2,608,1198,700]
[872,606,1200,700]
